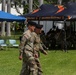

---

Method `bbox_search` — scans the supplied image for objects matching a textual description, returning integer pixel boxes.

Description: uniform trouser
[20,57,38,75]
[20,62,28,75]
[35,58,43,75]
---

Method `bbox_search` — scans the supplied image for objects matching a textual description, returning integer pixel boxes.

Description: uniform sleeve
[39,39,46,54]
[19,34,28,53]
[39,43,47,54]
[39,43,44,51]
[31,32,36,43]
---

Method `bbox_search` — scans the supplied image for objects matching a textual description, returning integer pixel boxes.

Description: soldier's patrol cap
[27,21,37,27]
[36,24,43,29]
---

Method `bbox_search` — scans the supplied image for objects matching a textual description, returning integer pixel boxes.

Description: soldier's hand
[44,51,48,55]
[34,54,38,58]
[19,55,22,60]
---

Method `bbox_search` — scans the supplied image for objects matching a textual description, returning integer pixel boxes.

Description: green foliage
[0,31,22,41]
[44,0,57,4]
[12,22,25,32]
[23,4,29,14]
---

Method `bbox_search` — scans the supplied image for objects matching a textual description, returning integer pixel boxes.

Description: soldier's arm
[39,43,47,55]
[19,35,27,60]
[41,40,48,50]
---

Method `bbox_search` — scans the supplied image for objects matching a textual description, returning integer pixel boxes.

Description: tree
[29,0,33,12]
[39,0,43,6]
[1,0,6,36]
[57,0,62,5]
[7,0,11,36]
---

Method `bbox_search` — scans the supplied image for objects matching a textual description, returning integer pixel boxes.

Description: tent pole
[38,17,40,25]
[64,19,68,52]
[53,21,54,28]
[38,20,40,24]
[74,21,75,49]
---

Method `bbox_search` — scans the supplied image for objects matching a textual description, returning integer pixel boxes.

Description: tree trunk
[39,0,43,6]
[6,0,11,36]
[57,0,62,5]
[1,0,6,36]
[29,0,33,13]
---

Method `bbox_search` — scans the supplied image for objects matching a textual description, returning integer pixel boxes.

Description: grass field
[0,49,76,75]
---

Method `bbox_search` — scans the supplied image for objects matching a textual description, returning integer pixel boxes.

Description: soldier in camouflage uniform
[19,21,38,75]
[32,24,48,75]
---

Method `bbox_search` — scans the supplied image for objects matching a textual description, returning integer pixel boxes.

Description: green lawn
[0,49,76,75]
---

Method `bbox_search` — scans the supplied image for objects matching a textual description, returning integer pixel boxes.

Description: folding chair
[9,39,19,47]
[0,39,7,50]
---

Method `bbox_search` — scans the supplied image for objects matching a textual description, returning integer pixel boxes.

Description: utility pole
[29,0,33,12]
[7,0,11,36]
[1,0,6,36]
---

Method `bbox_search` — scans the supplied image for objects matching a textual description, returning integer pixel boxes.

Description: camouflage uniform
[32,32,47,75]
[19,30,38,75]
